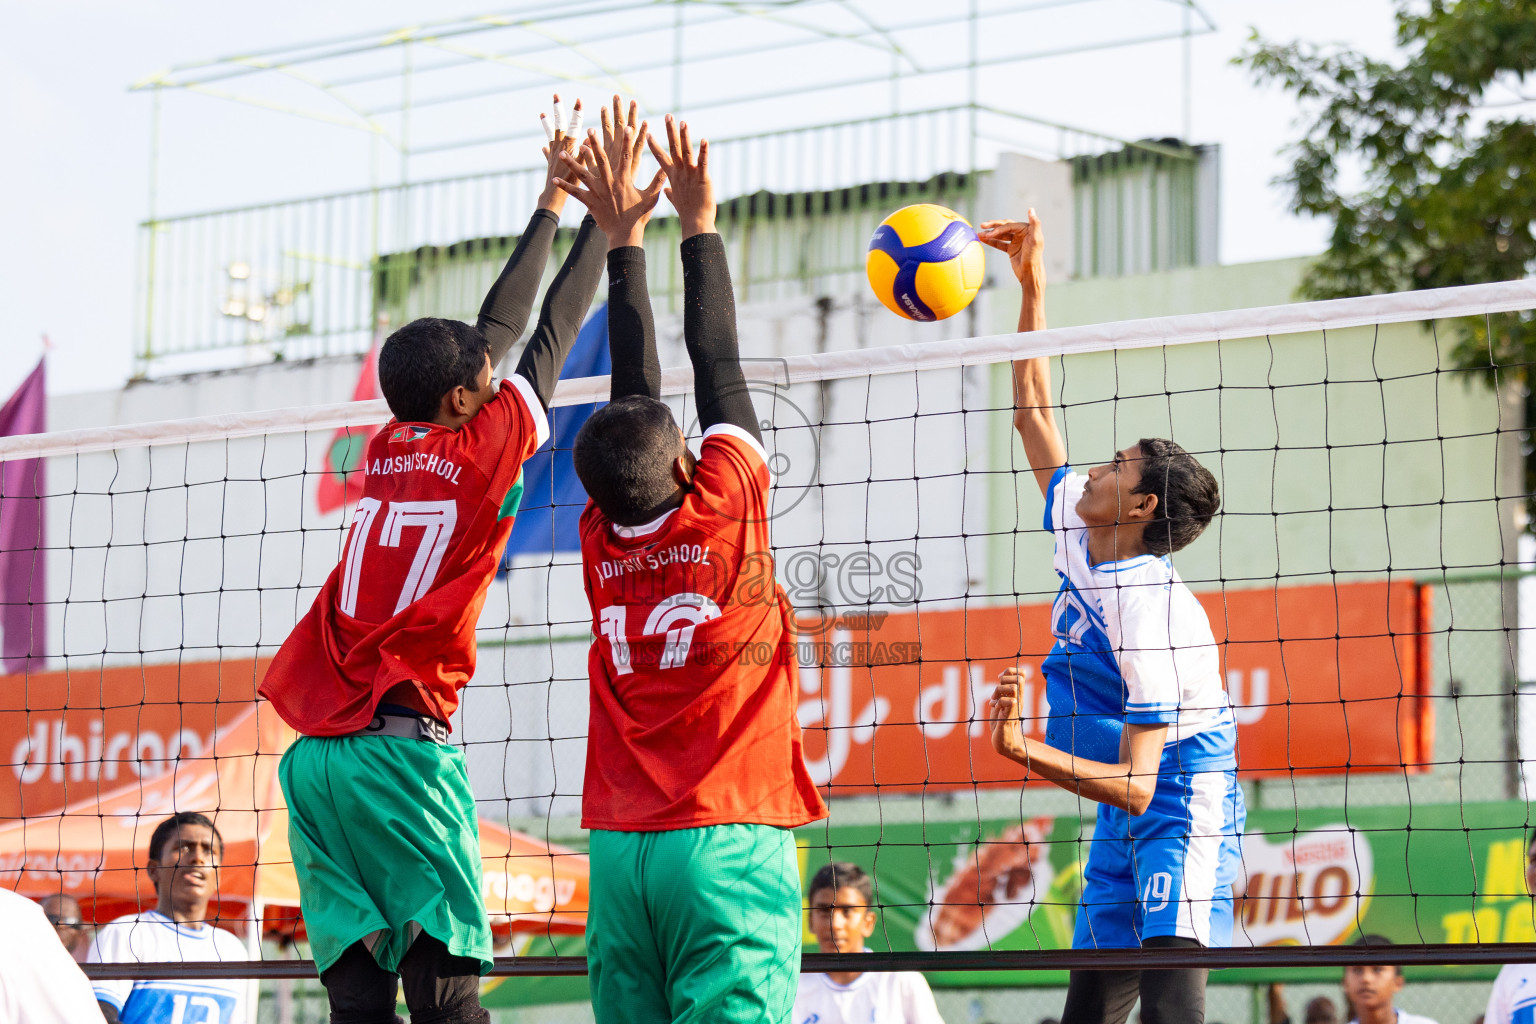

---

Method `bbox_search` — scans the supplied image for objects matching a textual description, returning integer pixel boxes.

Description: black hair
[1131,437,1221,556]
[377,317,490,423]
[148,811,223,863]
[809,861,875,908]
[1347,933,1402,976]
[573,396,687,526]
[1304,997,1340,1024]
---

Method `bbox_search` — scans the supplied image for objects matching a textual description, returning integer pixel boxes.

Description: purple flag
[0,360,45,675]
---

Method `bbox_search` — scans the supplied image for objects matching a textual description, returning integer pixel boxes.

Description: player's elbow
[1012,406,1047,442]
[1126,777,1157,816]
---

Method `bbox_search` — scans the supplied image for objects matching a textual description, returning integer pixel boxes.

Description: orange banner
[795,581,1433,795]
[0,659,591,936]
[0,659,268,821]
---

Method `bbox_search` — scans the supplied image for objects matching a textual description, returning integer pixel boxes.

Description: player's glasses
[46,914,84,927]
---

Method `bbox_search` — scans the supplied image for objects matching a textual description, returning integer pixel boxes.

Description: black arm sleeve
[680,232,761,442]
[477,208,560,369]
[606,247,661,401]
[512,214,607,410]
[99,1001,122,1024]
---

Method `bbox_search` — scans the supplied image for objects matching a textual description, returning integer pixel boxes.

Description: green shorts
[587,824,802,1024]
[278,733,492,976]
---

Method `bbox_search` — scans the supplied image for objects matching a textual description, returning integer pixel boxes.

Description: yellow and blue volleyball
[866,204,986,321]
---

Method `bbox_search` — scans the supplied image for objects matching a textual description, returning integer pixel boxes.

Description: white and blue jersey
[1042,467,1237,773]
[88,910,251,1024]
[1486,964,1536,1024]
[1042,466,1245,948]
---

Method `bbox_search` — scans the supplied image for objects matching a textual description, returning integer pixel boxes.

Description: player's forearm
[998,735,1156,815]
[606,246,661,401]
[514,214,606,410]
[1016,264,1045,334]
[1011,357,1066,494]
[680,232,760,441]
[479,208,560,369]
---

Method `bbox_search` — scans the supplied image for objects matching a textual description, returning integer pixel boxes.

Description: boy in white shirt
[1486,838,1536,1024]
[793,862,945,1024]
[88,812,250,1024]
[1344,935,1439,1024]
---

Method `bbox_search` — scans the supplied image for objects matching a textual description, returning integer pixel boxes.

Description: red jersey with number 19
[260,375,549,736]
[579,423,828,831]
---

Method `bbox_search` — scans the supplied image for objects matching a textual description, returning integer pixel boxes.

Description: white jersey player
[981,210,1244,1024]
[1485,837,1536,1024]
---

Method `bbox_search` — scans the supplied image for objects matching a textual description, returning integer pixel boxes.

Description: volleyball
[866,203,986,321]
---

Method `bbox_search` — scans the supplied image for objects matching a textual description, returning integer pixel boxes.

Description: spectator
[86,811,250,1024]
[1484,833,1536,1024]
[793,862,945,1024]
[1308,996,1342,1024]
[1343,935,1439,1024]
[0,886,105,1021]
[1269,983,1340,1024]
[40,892,91,961]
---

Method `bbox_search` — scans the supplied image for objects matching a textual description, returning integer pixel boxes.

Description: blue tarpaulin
[503,305,608,562]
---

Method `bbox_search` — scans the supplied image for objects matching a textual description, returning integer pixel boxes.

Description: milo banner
[481,800,1533,1007]
[797,799,1535,987]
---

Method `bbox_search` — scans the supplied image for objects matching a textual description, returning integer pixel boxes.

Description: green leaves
[1242,1,1536,516]
[1240,0,1536,306]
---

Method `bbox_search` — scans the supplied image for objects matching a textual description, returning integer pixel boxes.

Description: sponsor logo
[915,818,1056,951]
[1234,825,1373,945]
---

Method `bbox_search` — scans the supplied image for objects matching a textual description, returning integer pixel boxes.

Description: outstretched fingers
[646,130,675,175]
[559,144,598,189]
[678,119,696,167]
[560,99,583,154]
[588,128,613,183]
[608,95,624,148]
[553,173,595,206]
[645,167,666,197]
[614,126,638,180]
[631,119,650,170]
[977,221,1023,252]
[665,113,683,165]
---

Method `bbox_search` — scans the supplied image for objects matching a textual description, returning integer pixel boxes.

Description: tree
[1244,0,1536,484]
[1242,0,1536,303]
[1244,1,1536,794]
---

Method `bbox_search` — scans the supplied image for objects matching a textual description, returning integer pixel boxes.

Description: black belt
[349,712,450,744]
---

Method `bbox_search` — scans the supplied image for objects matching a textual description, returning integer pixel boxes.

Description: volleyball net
[3,278,1536,983]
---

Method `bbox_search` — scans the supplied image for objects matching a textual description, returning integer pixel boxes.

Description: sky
[0,0,1405,403]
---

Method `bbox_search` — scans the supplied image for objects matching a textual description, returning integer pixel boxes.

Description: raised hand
[647,114,715,239]
[978,209,1044,286]
[554,95,664,250]
[537,94,583,215]
[989,667,1029,763]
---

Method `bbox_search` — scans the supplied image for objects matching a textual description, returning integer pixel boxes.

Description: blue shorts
[1074,768,1245,949]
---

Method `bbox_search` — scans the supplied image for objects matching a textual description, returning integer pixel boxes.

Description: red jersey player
[554,100,827,1024]
[259,101,605,1024]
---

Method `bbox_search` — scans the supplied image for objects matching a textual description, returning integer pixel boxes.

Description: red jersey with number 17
[579,423,829,831]
[260,375,549,736]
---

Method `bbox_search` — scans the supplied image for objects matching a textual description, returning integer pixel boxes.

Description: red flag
[314,343,380,516]
[0,359,46,674]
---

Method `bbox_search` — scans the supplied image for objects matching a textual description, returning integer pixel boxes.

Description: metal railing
[134,105,1201,375]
